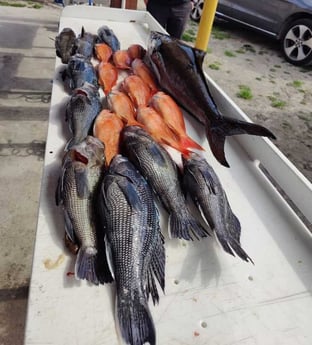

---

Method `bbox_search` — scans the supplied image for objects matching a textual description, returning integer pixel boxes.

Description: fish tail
[116,294,156,345]
[216,233,254,264]
[169,209,209,241]
[179,135,205,152]
[208,117,276,167]
[75,246,99,285]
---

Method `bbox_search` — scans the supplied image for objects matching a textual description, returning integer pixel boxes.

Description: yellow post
[195,0,219,51]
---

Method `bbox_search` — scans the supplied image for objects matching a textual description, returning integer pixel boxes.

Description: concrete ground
[0,3,61,344]
[0,1,146,344]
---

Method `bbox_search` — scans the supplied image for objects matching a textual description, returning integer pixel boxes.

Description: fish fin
[116,294,156,345]
[55,176,63,206]
[215,232,254,264]
[169,209,209,241]
[179,135,204,152]
[230,213,242,243]
[104,238,115,281]
[75,246,99,285]
[63,209,77,244]
[146,230,166,305]
[208,117,276,167]
[198,203,215,230]
[74,164,90,198]
[116,177,143,213]
[145,267,159,305]
[64,137,75,151]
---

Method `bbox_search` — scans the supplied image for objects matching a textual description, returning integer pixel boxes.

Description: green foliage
[236,85,253,100]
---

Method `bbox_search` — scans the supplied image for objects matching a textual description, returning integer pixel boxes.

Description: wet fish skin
[97,61,118,95]
[65,82,102,150]
[97,25,120,52]
[55,136,113,284]
[147,31,276,167]
[55,27,77,64]
[98,155,165,345]
[75,26,96,60]
[121,126,209,241]
[93,109,124,166]
[182,152,253,263]
[64,54,98,91]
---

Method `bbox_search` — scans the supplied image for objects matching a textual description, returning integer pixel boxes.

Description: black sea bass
[55,136,112,285]
[147,31,276,167]
[98,155,165,345]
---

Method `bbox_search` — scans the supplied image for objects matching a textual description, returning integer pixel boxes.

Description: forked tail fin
[208,116,276,167]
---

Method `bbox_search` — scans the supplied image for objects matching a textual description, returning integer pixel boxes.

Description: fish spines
[75,246,99,285]
[116,292,156,345]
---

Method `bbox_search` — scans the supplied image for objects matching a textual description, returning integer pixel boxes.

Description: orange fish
[107,90,142,127]
[131,58,159,95]
[122,75,151,108]
[93,109,124,166]
[150,91,204,151]
[137,106,189,155]
[127,44,146,61]
[94,43,112,62]
[112,50,131,69]
[97,61,118,95]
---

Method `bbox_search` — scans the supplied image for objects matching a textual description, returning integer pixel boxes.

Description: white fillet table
[24,6,312,345]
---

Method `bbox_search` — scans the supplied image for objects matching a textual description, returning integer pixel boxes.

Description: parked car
[190,0,312,66]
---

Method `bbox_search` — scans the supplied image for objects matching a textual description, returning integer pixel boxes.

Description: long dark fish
[98,155,165,345]
[146,31,276,167]
[63,54,98,91]
[121,126,209,241]
[55,136,113,285]
[55,27,77,64]
[75,26,96,60]
[65,82,102,150]
[183,152,253,263]
[97,25,120,52]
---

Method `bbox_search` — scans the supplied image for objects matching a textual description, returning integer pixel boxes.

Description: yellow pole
[195,0,219,51]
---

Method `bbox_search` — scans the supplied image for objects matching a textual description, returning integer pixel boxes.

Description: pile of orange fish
[92,41,204,166]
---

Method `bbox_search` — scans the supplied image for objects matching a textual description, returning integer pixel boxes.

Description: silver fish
[65,82,102,150]
[55,27,77,64]
[147,31,276,167]
[56,136,112,284]
[121,126,209,241]
[98,154,165,345]
[182,152,253,263]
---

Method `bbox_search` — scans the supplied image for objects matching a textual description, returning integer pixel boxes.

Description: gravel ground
[183,19,312,183]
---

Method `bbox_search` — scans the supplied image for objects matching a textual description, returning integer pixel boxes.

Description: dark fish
[147,31,276,167]
[75,26,96,60]
[97,25,120,52]
[121,126,209,241]
[182,152,253,263]
[65,82,102,150]
[55,27,77,64]
[63,54,98,91]
[98,154,165,345]
[55,136,113,284]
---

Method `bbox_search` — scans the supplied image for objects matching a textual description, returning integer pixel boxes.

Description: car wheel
[190,0,204,22]
[281,18,312,66]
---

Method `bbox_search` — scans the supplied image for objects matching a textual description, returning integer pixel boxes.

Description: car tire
[190,0,204,22]
[281,18,312,66]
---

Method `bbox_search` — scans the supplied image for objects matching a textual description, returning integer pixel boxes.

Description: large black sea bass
[98,155,165,345]
[146,31,276,167]
[183,152,253,263]
[55,136,112,285]
[122,126,209,241]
